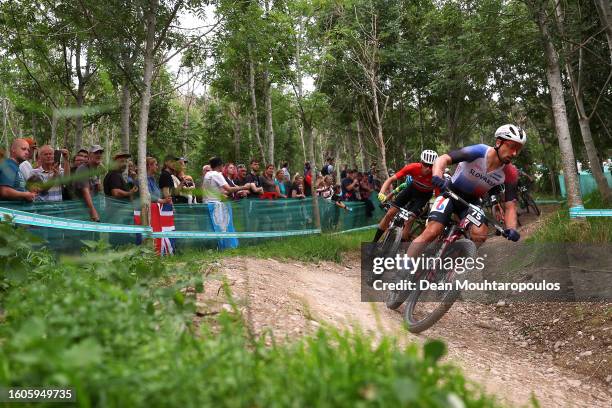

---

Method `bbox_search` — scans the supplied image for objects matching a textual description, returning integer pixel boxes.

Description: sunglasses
[422,162,433,168]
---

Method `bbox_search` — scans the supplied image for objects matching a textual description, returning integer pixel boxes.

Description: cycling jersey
[448,144,518,202]
[394,163,433,193]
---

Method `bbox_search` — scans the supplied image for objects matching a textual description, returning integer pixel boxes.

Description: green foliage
[528,192,612,243]
[0,223,501,407]
[0,219,54,292]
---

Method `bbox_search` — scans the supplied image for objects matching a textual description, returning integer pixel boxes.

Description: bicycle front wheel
[403,238,476,333]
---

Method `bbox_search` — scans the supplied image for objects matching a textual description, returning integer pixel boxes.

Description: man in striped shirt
[31,145,70,202]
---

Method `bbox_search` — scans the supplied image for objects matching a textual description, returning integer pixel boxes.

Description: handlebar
[380,201,417,219]
[442,188,507,237]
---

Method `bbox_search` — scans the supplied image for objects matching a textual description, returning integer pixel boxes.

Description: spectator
[290,173,306,198]
[202,157,250,202]
[103,152,137,200]
[0,138,36,201]
[127,160,138,190]
[245,159,262,197]
[331,184,351,211]
[222,163,245,200]
[74,145,104,221]
[18,137,38,181]
[341,169,359,201]
[368,162,377,185]
[180,175,197,204]
[159,155,183,203]
[72,149,89,172]
[260,164,280,199]
[316,175,334,199]
[304,162,313,196]
[281,162,290,181]
[340,164,348,179]
[321,157,334,178]
[177,157,189,172]
[234,164,248,186]
[31,145,70,202]
[357,172,375,217]
[275,169,290,198]
[203,157,248,249]
[144,157,168,204]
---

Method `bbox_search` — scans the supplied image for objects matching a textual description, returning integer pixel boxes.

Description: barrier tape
[0,206,322,239]
[332,224,378,235]
[569,206,612,218]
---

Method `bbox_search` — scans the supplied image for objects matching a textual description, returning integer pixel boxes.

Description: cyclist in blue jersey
[406,124,526,258]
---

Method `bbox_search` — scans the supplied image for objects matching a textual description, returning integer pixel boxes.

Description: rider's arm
[502,164,520,229]
[379,175,397,194]
[432,154,452,179]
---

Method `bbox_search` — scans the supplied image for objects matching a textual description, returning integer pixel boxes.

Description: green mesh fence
[0,195,383,252]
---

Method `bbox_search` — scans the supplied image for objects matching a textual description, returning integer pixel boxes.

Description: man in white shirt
[203,157,250,202]
[18,137,38,181]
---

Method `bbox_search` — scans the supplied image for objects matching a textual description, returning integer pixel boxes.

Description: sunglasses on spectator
[237,164,246,169]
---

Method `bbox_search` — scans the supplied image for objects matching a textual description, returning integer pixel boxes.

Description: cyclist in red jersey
[372,150,438,242]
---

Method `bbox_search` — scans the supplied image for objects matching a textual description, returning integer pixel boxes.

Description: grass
[528,191,612,243]
[172,228,374,264]
[0,223,503,407]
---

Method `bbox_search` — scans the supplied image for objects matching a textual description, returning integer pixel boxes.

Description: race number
[466,204,485,227]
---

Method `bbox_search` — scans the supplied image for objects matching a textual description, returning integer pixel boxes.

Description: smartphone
[54,150,62,164]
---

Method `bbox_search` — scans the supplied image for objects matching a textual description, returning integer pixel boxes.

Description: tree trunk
[263,70,274,165]
[228,103,242,162]
[298,123,307,163]
[536,6,584,213]
[50,108,58,147]
[356,119,368,171]
[345,127,356,169]
[594,0,612,64]
[1,98,8,152]
[136,0,158,227]
[121,82,131,153]
[554,0,611,202]
[368,75,388,179]
[303,119,320,230]
[75,87,85,150]
[247,44,265,161]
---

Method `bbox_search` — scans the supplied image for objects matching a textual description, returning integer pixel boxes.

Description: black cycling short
[393,185,432,215]
[428,193,483,226]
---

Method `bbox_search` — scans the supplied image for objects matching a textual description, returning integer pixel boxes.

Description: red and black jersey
[394,163,433,192]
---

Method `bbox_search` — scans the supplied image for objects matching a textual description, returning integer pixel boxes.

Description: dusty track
[197,209,611,407]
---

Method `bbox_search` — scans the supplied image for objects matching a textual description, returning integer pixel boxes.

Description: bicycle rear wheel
[526,194,540,216]
[403,239,476,333]
[367,226,402,286]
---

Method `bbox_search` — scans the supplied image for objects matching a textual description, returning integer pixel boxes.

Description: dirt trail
[198,210,611,408]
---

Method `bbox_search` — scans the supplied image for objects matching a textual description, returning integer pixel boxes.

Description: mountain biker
[372,150,438,242]
[405,124,525,262]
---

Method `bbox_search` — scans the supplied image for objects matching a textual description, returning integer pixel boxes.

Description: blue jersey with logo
[448,144,518,201]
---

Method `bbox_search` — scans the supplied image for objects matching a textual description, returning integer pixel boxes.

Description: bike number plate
[466,205,484,227]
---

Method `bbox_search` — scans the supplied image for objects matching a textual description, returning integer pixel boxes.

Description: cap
[24,138,37,148]
[113,152,131,159]
[177,157,189,163]
[77,148,89,155]
[89,144,104,153]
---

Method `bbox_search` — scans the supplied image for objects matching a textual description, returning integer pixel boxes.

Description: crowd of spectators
[0,137,380,222]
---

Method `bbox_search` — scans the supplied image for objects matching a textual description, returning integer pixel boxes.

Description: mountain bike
[366,201,428,286]
[518,184,540,216]
[385,188,508,333]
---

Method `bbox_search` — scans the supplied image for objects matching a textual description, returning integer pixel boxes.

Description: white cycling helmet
[420,149,438,165]
[495,124,526,145]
